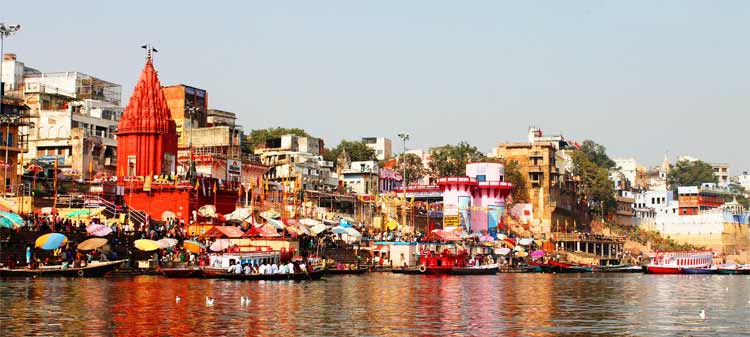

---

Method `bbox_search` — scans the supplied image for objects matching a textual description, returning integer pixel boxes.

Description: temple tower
[116,48,178,177]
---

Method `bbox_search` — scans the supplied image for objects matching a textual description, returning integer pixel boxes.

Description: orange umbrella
[183,240,205,253]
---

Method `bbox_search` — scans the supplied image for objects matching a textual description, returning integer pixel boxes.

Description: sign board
[89,185,103,194]
[444,215,459,227]
[227,159,241,176]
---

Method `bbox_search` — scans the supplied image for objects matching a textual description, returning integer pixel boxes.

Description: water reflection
[1,274,749,336]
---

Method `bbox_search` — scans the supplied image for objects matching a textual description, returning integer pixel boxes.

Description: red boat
[416,249,469,274]
[645,251,714,274]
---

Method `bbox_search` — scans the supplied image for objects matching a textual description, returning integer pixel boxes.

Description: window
[6,134,12,147]
[476,175,486,182]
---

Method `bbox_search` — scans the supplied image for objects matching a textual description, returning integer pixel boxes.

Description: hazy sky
[3,1,748,173]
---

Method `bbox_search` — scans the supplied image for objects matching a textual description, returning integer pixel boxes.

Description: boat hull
[449,265,498,275]
[645,266,683,274]
[0,260,127,278]
[160,267,204,278]
[202,268,324,281]
[326,268,369,275]
[682,268,717,275]
[598,265,644,273]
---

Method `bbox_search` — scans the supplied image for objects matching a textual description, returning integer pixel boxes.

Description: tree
[571,150,616,215]
[245,127,309,153]
[428,142,486,177]
[323,140,376,165]
[667,160,717,191]
[503,160,529,203]
[396,153,427,184]
[579,140,616,169]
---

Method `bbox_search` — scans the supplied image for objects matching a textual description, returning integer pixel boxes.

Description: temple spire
[141,44,158,62]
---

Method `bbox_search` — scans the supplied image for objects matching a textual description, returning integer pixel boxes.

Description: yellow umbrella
[134,239,160,251]
[516,251,528,258]
[77,238,108,251]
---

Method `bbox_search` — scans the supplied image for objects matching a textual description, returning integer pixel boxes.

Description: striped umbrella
[0,211,24,228]
[35,233,68,250]
[183,240,206,253]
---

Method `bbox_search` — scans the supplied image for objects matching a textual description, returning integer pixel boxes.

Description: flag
[88,161,93,178]
[195,179,200,191]
[213,182,217,194]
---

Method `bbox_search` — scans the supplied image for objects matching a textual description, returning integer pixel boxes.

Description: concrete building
[711,163,730,187]
[362,137,392,161]
[611,158,637,190]
[0,79,30,195]
[256,134,337,192]
[490,128,578,233]
[613,190,635,226]
[379,168,402,193]
[162,84,207,147]
[4,54,123,181]
[677,183,730,216]
[341,160,379,195]
[733,172,750,191]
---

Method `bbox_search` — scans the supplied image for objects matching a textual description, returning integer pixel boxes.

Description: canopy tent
[204,225,245,238]
[244,224,281,238]
[421,229,461,242]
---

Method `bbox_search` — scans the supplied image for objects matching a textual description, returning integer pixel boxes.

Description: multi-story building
[379,168,402,194]
[611,158,637,190]
[677,183,729,216]
[490,128,578,233]
[613,190,635,226]
[162,84,207,147]
[711,163,730,187]
[256,134,337,192]
[733,172,750,191]
[341,160,379,195]
[4,54,123,181]
[0,75,30,195]
[362,137,392,161]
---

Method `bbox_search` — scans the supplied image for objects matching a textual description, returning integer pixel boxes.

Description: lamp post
[397,133,409,229]
[0,23,21,196]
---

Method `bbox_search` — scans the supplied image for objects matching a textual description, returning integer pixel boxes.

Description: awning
[204,225,245,238]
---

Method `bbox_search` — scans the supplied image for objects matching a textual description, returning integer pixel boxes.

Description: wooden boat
[547,261,594,273]
[682,268,717,275]
[159,266,204,278]
[645,251,713,274]
[499,265,541,273]
[201,267,324,281]
[0,259,127,278]
[326,267,369,275]
[597,265,644,273]
[449,264,499,275]
[391,268,423,275]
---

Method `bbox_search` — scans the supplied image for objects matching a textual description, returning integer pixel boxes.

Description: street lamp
[0,23,21,195]
[397,133,409,227]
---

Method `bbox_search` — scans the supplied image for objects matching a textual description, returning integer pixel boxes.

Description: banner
[227,159,241,176]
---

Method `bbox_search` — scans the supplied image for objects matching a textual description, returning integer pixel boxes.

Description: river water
[1,273,749,336]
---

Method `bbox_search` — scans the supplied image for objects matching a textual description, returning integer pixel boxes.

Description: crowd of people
[224,260,308,275]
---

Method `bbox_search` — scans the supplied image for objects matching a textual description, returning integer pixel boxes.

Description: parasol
[86,224,112,237]
[0,211,24,227]
[77,238,108,251]
[265,218,285,230]
[35,233,68,250]
[183,240,206,253]
[210,239,232,252]
[496,247,512,255]
[518,238,532,246]
[516,251,528,258]
[343,227,361,238]
[310,223,327,235]
[134,239,161,251]
[530,250,545,258]
[157,238,178,249]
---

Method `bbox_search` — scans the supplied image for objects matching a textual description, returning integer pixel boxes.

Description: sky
[3,1,749,173]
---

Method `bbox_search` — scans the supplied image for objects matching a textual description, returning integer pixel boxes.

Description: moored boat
[449,264,499,275]
[0,259,127,278]
[326,267,369,275]
[159,266,204,278]
[645,251,714,274]
[548,260,594,273]
[202,267,324,281]
[597,265,644,273]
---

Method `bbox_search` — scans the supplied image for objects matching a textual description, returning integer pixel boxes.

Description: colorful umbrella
[332,226,348,235]
[496,247,511,255]
[77,238,108,251]
[134,239,161,251]
[157,238,178,249]
[35,233,68,250]
[0,198,16,212]
[518,238,533,246]
[210,239,232,252]
[0,211,24,227]
[86,224,112,237]
[530,250,546,258]
[516,251,528,258]
[183,240,206,253]
[265,218,285,230]
[0,217,18,229]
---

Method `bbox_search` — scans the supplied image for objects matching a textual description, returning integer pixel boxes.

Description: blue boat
[682,268,717,274]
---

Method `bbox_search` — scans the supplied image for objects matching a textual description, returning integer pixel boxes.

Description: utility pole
[397,133,409,230]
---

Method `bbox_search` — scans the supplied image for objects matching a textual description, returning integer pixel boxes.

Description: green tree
[579,140,616,169]
[428,142,486,177]
[667,160,717,192]
[503,160,530,203]
[396,153,427,184]
[323,140,376,165]
[571,150,616,215]
[245,127,309,153]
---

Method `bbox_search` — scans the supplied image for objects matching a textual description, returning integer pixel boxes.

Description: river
[1,273,749,336]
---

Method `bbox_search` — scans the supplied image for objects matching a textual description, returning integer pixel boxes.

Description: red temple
[116,51,178,177]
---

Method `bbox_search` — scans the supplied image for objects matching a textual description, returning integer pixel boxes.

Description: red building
[677,185,727,216]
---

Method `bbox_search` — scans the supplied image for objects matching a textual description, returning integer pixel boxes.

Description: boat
[449,263,499,275]
[598,265,644,273]
[326,267,369,275]
[682,267,717,275]
[645,251,714,274]
[391,268,423,275]
[159,266,204,278]
[498,265,540,273]
[202,267,324,281]
[547,260,594,273]
[0,259,127,278]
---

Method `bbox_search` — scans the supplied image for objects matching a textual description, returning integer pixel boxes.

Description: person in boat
[234,262,243,275]
[258,262,267,275]
[287,261,295,274]
[271,262,280,274]
[243,263,253,275]
[251,263,259,275]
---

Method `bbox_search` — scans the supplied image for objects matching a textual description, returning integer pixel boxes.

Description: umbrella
[479,235,495,242]
[338,218,352,228]
[496,247,511,255]
[299,218,321,227]
[161,210,176,221]
[77,238,108,251]
[516,251,528,258]
[518,238,532,246]
[0,204,11,212]
[183,240,206,253]
[35,233,68,250]
[310,223,327,235]
[530,250,545,258]
[514,246,526,252]
[260,210,281,219]
[297,224,311,236]
[0,217,19,229]
[0,198,16,212]
[343,227,361,238]
[225,208,252,222]
[198,205,216,218]
[210,239,232,252]
[86,224,112,237]
[134,239,161,251]
[332,226,348,235]
[157,238,178,249]
[66,209,91,218]
[496,233,507,240]
[0,211,24,227]
[265,218,285,230]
